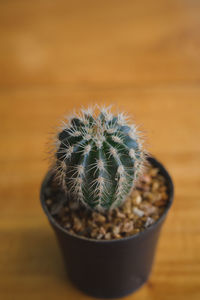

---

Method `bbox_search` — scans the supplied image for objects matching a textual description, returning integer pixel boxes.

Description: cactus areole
[54,106,146,212]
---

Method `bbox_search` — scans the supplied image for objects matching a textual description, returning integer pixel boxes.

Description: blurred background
[0,1,200,299]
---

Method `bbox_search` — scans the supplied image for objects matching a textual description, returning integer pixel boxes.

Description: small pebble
[141,174,151,183]
[154,200,167,207]
[91,229,98,238]
[145,217,155,228]
[116,211,126,218]
[122,221,134,233]
[133,194,142,205]
[149,168,159,177]
[112,226,120,235]
[105,233,111,240]
[64,222,71,229]
[152,181,159,192]
[99,226,106,235]
[141,203,158,215]
[96,233,104,240]
[73,217,83,232]
[133,207,145,217]
[92,212,106,224]
[143,192,154,201]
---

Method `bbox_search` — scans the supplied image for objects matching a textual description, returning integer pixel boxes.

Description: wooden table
[0,1,200,299]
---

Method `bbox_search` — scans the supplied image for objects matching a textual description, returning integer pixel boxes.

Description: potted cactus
[40,105,174,298]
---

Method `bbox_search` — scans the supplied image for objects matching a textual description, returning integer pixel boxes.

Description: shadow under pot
[40,156,174,299]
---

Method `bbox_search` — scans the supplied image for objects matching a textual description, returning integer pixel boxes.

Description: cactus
[54,106,146,212]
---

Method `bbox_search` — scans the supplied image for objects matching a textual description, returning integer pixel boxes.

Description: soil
[44,163,169,240]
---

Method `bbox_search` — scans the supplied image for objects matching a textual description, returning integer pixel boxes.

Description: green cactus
[54,106,146,212]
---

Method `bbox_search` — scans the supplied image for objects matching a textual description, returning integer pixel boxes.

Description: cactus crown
[54,106,146,212]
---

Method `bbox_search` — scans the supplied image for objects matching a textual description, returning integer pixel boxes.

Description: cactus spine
[54,106,146,212]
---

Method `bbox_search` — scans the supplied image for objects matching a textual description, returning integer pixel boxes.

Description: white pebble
[133,207,144,217]
[145,217,155,228]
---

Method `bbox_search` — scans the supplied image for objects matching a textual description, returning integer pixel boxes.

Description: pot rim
[40,156,174,244]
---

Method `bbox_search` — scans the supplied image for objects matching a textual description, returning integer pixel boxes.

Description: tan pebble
[161,192,168,201]
[104,223,112,231]
[134,194,142,205]
[157,174,165,182]
[112,226,120,235]
[73,217,83,231]
[143,185,151,192]
[122,221,134,232]
[160,185,167,192]
[91,229,98,238]
[124,201,132,211]
[105,232,111,240]
[130,229,140,235]
[154,200,167,207]
[64,222,71,229]
[116,211,126,218]
[99,226,106,235]
[152,215,159,221]
[127,213,134,220]
[149,168,159,177]
[113,218,122,225]
[153,192,162,202]
[131,190,140,198]
[141,174,151,183]
[97,214,106,223]
[92,212,106,223]
[152,181,160,192]
[113,234,121,239]
[88,220,98,228]
[91,212,98,218]
[143,192,154,201]
[141,203,157,215]
[124,209,131,215]
[107,213,113,222]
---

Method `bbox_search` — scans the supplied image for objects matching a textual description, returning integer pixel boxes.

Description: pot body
[40,157,174,298]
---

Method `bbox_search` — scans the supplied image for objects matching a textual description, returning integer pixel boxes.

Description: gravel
[45,164,169,240]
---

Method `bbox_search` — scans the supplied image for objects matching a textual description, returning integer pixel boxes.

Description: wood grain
[0,1,200,299]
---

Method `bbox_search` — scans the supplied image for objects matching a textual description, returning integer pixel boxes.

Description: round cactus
[54,106,146,212]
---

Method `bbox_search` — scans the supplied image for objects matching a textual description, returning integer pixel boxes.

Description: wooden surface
[0,1,200,299]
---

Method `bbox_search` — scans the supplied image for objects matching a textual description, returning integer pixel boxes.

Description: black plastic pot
[40,157,174,298]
